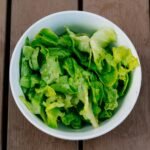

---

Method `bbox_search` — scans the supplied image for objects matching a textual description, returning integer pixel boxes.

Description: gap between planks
[2,0,84,150]
[78,0,83,150]
[2,0,13,149]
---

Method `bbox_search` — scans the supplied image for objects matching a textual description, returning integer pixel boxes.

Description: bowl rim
[9,10,142,140]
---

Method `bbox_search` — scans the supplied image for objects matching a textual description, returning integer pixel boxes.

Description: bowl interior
[10,11,141,140]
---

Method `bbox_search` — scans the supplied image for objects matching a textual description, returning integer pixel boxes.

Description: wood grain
[8,1,78,150]
[0,0,6,149]
[83,0,150,150]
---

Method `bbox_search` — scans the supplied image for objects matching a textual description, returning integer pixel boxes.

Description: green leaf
[51,76,77,94]
[30,75,40,88]
[20,76,31,88]
[24,37,30,46]
[35,86,56,97]
[46,108,63,128]
[40,56,61,84]
[99,110,112,119]
[63,58,82,78]
[100,67,118,86]
[66,28,91,53]
[58,34,72,48]
[90,28,117,71]
[48,47,71,58]
[29,48,40,70]
[92,104,101,117]
[22,46,34,60]
[31,28,58,47]
[90,81,104,104]
[39,28,58,41]
[20,94,42,115]
[90,27,117,50]
[61,112,82,129]
[104,87,118,110]
[40,106,47,123]
[117,74,129,96]
[78,79,99,128]
[30,93,43,114]
[20,57,31,77]
[20,74,40,89]
[20,96,34,113]
[113,46,139,71]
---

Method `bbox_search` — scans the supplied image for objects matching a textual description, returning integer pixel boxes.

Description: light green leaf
[40,56,61,84]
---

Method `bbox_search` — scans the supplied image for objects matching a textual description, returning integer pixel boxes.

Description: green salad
[20,27,139,129]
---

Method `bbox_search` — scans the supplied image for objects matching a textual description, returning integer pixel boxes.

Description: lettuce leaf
[48,47,71,58]
[31,28,58,47]
[90,28,117,70]
[66,28,91,53]
[90,27,117,50]
[23,46,34,60]
[29,48,39,70]
[20,92,43,115]
[77,79,99,128]
[63,57,82,78]
[46,108,63,128]
[104,86,118,110]
[58,34,72,48]
[20,57,31,77]
[90,81,104,104]
[61,112,82,129]
[113,46,139,71]
[40,56,61,84]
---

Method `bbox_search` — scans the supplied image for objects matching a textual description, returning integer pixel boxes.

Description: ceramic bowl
[9,11,142,140]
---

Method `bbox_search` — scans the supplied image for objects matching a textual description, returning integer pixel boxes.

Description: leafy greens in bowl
[10,11,142,140]
[19,26,139,129]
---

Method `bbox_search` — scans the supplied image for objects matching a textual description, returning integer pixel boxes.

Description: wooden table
[0,0,150,149]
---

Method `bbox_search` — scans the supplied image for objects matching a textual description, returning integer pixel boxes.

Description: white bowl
[9,11,142,140]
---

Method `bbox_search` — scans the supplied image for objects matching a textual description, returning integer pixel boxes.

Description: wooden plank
[83,0,150,150]
[0,0,6,149]
[8,1,78,150]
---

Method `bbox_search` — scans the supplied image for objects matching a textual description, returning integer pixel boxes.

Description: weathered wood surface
[83,0,150,149]
[0,0,7,149]
[0,0,149,149]
[7,1,78,150]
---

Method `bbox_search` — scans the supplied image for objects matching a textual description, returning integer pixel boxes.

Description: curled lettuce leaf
[48,47,71,58]
[29,48,39,70]
[113,46,139,71]
[22,46,40,71]
[31,28,58,47]
[51,76,77,94]
[63,58,82,78]
[99,110,112,120]
[100,66,118,87]
[117,73,129,96]
[104,87,118,110]
[90,81,104,104]
[61,112,82,129]
[90,28,117,69]
[90,27,117,50]
[66,28,91,53]
[23,46,34,60]
[20,75,40,88]
[40,56,61,84]
[78,79,99,128]
[35,86,56,97]
[46,108,63,128]
[20,57,31,77]
[58,34,72,48]
[20,92,43,115]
